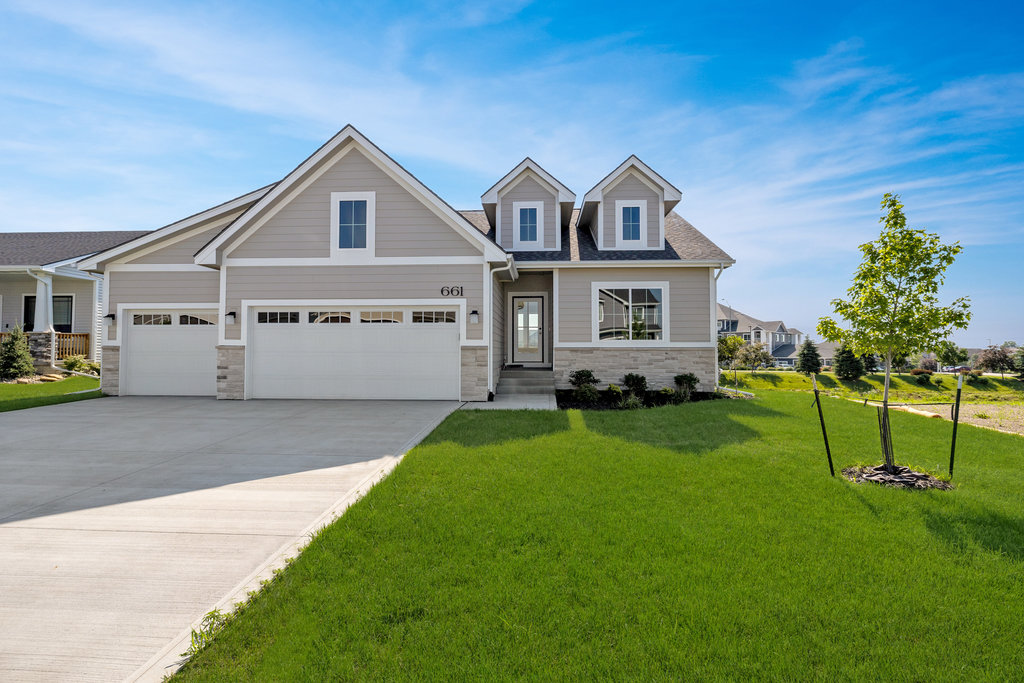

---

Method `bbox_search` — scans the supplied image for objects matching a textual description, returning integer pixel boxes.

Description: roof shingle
[0,231,152,266]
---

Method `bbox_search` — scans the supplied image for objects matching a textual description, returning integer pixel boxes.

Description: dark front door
[23,295,73,333]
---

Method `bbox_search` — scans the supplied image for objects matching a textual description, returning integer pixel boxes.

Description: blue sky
[1,0,1021,346]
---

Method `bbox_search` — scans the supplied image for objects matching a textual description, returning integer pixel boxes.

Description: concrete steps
[496,367,555,395]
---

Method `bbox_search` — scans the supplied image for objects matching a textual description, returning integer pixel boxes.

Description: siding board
[498,175,557,249]
[127,216,240,264]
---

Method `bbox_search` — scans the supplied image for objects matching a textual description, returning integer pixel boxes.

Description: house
[77,126,734,400]
[716,304,806,367]
[0,231,149,366]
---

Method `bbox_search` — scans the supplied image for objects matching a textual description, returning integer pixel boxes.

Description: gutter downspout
[488,256,517,398]
[713,263,726,391]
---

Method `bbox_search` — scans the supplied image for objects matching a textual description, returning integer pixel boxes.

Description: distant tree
[861,353,879,373]
[817,193,970,473]
[918,357,938,372]
[834,344,865,381]
[935,340,968,368]
[717,335,745,367]
[0,325,36,380]
[736,342,773,371]
[796,339,822,374]
[892,354,908,374]
[1003,340,1018,348]
[977,345,1014,379]
[1014,348,1024,378]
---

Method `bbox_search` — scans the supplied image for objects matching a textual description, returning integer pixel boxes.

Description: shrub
[574,384,600,406]
[619,393,644,410]
[655,387,677,406]
[568,369,599,388]
[934,376,945,387]
[909,368,934,376]
[976,412,990,419]
[915,373,932,385]
[834,344,865,381]
[62,355,88,373]
[919,357,938,372]
[86,361,101,376]
[0,325,36,380]
[607,384,623,403]
[674,372,699,402]
[622,373,647,397]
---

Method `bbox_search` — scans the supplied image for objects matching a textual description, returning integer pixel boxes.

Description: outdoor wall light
[469,310,479,325]
[225,311,237,325]
[103,313,116,323]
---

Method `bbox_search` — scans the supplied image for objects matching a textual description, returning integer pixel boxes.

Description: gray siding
[104,270,219,342]
[506,271,553,363]
[0,274,95,334]
[498,174,557,249]
[230,148,480,259]
[224,264,485,341]
[557,267,711,343]
[127,217,240,264]
[602,173,661,249]
[491,275,505,383]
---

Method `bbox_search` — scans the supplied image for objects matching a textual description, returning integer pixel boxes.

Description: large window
[338,200,367,249]
[597,287,663,340]
[23,295,73,332]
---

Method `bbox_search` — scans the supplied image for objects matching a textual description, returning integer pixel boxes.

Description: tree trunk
[882,349,895,473]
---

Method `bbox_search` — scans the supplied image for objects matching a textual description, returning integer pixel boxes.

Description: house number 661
[440,286,463,296]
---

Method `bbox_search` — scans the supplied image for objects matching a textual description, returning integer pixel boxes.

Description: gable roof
[581,155,683,210]
[196,125,506,264]
[77,185,273,271]
[480,158,576,204]
[0,230,151,267]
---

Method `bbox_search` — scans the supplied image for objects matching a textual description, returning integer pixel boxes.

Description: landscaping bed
[915,402,1024,436]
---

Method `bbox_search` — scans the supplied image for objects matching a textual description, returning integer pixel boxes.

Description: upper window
[614,200,647,248]
[595,286,665,341]
[330,191,375,258]
[512,200,544,250]
[338,200,367,249]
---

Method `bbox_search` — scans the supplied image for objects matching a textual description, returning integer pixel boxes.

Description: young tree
[718,335,746,384]
[935,340,968,369]
[1014,348,1024,378]
[977,345,1013,379]
[736,342,773,372]
[818,193,970,472]
[0,325,36,380]
[833,344,865,380]
[796,339,822,374]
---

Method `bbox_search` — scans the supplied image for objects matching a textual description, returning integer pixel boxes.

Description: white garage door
[123,311,218,396]
[250,308,461,400]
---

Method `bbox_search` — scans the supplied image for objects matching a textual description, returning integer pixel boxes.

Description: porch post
[31,271,54,332]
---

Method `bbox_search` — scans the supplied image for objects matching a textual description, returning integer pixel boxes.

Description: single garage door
[123,310,218,396]
[250,307,461,399]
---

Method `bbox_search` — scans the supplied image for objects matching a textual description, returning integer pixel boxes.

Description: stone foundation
[25,331,54,369]
[101,346,119,395]
[553,347,717,391]
[461,346,489,401]
[217,346,245,400]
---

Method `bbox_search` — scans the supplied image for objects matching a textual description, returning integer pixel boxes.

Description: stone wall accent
[553,347,717,391]
[217,346,245,400]
[25,331,54,368]
[461,346,489,401]
[101,346,120,395]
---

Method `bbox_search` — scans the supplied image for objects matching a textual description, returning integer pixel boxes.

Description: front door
[512,296,544,364]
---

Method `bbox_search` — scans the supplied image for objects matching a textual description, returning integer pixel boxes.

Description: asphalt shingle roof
[0,231,152,266]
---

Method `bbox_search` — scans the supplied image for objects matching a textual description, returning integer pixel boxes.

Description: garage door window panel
[258,311,300,324]
[360,311,403,324]
[134,314,172,325]
[413,310,456,324]
[180,314,216,325]
[309,311,350,324]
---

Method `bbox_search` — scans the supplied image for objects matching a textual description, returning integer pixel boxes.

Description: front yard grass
[0,376,102,412]
[176,390,1024,681]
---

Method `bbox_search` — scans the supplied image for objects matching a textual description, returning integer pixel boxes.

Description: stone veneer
[553,347,717,391]
[460,346,489,401]
[25,331,54,369]
[101,346,119,395]
[216,346,246,400]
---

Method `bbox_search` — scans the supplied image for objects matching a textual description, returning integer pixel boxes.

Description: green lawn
[0,376,102,412]
[722,369,1024,404]
[176,391,1024,681]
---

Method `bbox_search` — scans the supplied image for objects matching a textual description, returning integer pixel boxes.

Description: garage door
[123,311,218,396]
[249,308,460,399]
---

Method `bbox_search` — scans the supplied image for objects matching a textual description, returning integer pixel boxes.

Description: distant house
[716,303,841,368]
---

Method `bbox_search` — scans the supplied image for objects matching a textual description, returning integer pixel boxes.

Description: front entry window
[513,296,543,363]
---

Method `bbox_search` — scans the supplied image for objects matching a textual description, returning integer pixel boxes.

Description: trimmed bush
[568,369,599,388]
[622,373,647,398]
[674,372,699,402]
[909,368,934,376]
[574,384,600,406]
[619,393,644,410]
[606,384,623,403]
[0,325,35,380]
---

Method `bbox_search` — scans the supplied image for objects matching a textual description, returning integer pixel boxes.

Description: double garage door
[249,307,461,400]
[121,306,462,399]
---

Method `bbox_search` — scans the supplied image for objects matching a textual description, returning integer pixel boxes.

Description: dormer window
[330,191,375,258]
[512,201,544,250]
[616,200,646,247]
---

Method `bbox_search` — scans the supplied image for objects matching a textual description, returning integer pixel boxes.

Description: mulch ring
[842,464,953,490]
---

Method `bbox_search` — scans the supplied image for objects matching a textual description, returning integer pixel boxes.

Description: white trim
[507,291,549,366]
[329,191,376,263]
[218,266,229,346]
[614,200,647,249]
[516,260,734,269]
[92,277,101,361]
[555,203,562,253]
[106,263,213,272]
[511,201,544,250]
[554,341,715,349]
[221,255,485,267]
[21,291,75,332]
[107,302,219,346]
[582,155,682,205]
[590,281,670,344]
[77,186,270,271]
[481,158,575,205]
[198,128,503,264]
[112,221,228,266]
[552,268,560,346]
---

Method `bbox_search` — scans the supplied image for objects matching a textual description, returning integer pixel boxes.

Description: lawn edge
[131,401,460,682]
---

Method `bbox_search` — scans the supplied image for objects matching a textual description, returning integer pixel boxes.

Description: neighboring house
[0,231,149,364]
[78,126,734,400]
[716,304,806,367]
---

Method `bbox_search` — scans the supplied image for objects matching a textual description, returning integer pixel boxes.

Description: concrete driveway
[0,396,458,682]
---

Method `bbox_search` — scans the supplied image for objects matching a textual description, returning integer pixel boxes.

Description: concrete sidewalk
[0,397,458,682]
